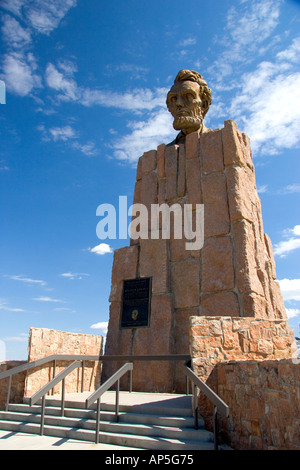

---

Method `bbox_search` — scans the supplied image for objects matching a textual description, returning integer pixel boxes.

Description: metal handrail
[0,354,99,411]
[30,360,82,435]
[183,362,229,450]
[86,362,133,444]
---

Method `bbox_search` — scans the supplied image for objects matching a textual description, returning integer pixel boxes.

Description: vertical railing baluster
[213,405,218,450]
[81,360,85,393]
[129,367,133,393]
[6,375,12,412]
[116,379,120,422]
[52,359,56,395]
[194,384,199,430]
[40,395,46,436]
[61,378,65,416]
[95,398,101,444]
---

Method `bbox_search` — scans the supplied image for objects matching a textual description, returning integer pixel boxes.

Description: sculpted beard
[172,104,203,132]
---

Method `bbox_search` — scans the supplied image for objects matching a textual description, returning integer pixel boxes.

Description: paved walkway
[0,391,192,450]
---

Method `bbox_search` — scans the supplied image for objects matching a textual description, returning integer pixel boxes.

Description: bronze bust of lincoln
[166,69,212,145]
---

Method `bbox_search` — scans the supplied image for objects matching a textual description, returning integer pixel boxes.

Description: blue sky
[0,0,300,360]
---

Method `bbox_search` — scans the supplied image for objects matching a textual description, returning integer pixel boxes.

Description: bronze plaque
[120,277,151,328]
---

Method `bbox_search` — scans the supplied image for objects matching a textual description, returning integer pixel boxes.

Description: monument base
[102,121,297,392]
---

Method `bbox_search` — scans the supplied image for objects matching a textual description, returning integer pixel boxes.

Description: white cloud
[1,14,31,49]
[230,49,300,155]
[180,37,196,47]
[0,164,9,171]
[227,0,280,48]
[80,86,168,111]
[90,321,108,334]
[60,272,89,280]
[278,279,300,302]
[33,296,64,302]
[286,308,300,319]
[257,184,268,194]
[273,225,300,257]
[111,108,175,163]
[45,63,79,101]
[281,184,300,194]
[3,274,47,286]
[276,37,300,63]
[72,141,98,156]
[1,51,42,96]
[1,0,25,17]
[0,299,24,312]
[23,0,77,35]
[49,125,77,141]
[209,0,281,80]
[89,243,112,255]
[3,333,28,342]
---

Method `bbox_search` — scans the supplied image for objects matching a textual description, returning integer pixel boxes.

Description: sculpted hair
[171,69,212,117]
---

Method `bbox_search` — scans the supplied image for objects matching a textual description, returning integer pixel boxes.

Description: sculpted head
[166,70,212,135]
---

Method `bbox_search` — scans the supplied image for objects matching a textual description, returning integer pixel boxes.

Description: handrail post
[52,359,56,395]
[95,398,101,444]
[40,395,46,436]
[213,405,218,450]
[129,368,133,393]
[61,378,65,416]
[116,379,120,422]
[6,375,12,412]
[186,375,189,395]
[193,384,199,430]
[81,360,85,393]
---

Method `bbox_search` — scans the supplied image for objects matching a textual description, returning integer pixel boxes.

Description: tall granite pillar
[103,120,294,392]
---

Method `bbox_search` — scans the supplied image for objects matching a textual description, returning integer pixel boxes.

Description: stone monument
[102,70,297,392]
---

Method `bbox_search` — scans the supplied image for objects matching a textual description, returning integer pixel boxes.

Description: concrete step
[23,396,193,417]
[0,410,210,441]
[7,403,202,428]
[0,419,216,450]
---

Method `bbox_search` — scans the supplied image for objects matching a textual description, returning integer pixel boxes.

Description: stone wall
[190,316,298,381]
[189,316,299,449]
[0,361,27,409]
[214,360,300,450]
[24,328,103,397]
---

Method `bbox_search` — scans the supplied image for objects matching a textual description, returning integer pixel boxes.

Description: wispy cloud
[37,123,98,156]
[1,1,77,97]
[59,272,89,280]
[33,296,65,302]
[280,184,300,195]
[0,299,24,312]
[3,274,47,286]
[274,225,300,257]
[180,37,196,47]
[209,0,281,81]
[286,308,300,319]
[3,333,28,342]
[90,321,108,334]
[49,125,77,141]
[1,51,42,97]
[229,40,300,156]
[1,0,78,35]
[88,243,112,255]
[111,108,174,163]
[278,278,300,302]
[1,14,31,49]
[257,184,268,194]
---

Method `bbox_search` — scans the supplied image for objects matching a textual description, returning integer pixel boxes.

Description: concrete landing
[0,430,141,450]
